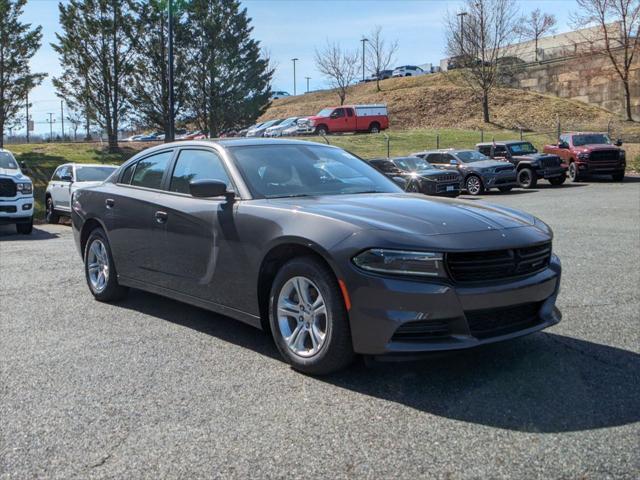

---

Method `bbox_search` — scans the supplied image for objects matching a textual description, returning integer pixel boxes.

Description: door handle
[154,210,168,224]
[105,198,115,208]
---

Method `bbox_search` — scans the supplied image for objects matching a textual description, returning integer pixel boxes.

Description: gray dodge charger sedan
[72,139,562,374]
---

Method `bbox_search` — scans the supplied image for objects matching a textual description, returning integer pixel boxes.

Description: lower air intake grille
[392,319,450,342]
[465,302,542,339]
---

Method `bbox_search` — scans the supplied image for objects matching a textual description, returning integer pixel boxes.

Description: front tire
[84,228,128,302]
[612,171,625,182]
[465,175,484,195]
[568,162,581,182]
[269,257,354,375]
[517,167,537,189]
[45,196,60,224]
[315,125,328,136]
[16,218,33,235]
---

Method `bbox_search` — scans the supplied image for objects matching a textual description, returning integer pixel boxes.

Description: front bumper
[422,180,461,197]
[344,254,562,355]
[577,161,625,175]
[0,196,34,224]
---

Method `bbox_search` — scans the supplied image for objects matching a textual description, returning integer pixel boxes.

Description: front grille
[0,179,17,198]
[539,156,561,168]
[392,319,450,342]
[495,165,514,173]
[0,205,17,213]
[589,150,620,163]
[446,242,552,282]
[436,174,459,182]
[465,302,542,339]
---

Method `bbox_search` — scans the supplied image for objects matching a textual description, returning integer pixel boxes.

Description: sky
[17,0,579,136]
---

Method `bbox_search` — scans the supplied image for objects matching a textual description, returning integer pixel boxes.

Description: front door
[52,165,73,211]
[331,108,348,132]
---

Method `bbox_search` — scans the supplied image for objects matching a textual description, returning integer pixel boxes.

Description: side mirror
[61,174,73,182]
[615,139,623,147]
[189,179,233,199]
[449,159,459,165]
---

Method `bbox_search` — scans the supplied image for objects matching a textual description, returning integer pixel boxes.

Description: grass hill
[261,73,637,136]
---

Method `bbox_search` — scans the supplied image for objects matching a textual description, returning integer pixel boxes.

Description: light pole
[305,76,311,93]
[360,37,368,81]
[291,58,299,96]
[167,0,175,142]
[60,100,65,140]
[457,12,467,53]
[46,113,56,142]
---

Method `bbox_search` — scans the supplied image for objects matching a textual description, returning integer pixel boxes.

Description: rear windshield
[229,145,400,199]
[0,151,18,169]
[572,134,611,146]
[76,166,117,182]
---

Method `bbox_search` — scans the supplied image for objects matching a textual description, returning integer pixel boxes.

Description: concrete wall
[511,50,640,120]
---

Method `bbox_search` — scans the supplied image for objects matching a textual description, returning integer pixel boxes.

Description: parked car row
[124,130,207,142]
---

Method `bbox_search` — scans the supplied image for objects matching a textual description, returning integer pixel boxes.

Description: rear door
[345,108,357,131]
[106,149,174,285]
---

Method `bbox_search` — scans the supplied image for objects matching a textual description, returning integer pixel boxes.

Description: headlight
[309,119,316,126]
[353,249,446,278]
[534,217,553,238]
[16,182,32,194]
[578,152,589,160]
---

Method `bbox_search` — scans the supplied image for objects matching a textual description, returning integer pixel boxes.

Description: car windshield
[456,150,489,163]
[281,117,298,127]
[229,145,401,199]
[393,157,435,172]
[572,134,611,146]
[75,166,117,182]
[508,142,537,155]
[0,151,18,169]
[316,108,333,117]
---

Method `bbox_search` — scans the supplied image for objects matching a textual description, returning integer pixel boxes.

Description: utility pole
[305,76,311,93]
[60,100,65,140]
[457,12,467,52]
[360,38,368,81]
[291,58,299,96]
[167,0,175,142]
[46,113,56,142]
[25,90,29,144]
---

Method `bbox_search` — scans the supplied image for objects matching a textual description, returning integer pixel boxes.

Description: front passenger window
[131,151,172,189]
[170,149,231,195]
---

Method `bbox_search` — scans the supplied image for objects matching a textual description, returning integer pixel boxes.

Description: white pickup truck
[0,148,34,234]
[45,163,117,223]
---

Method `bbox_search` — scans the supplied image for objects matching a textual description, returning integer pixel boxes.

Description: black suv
[370,157,461,197]
[476,141,566,188]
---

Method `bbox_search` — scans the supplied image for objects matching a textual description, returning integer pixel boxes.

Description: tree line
[0,0,273,150]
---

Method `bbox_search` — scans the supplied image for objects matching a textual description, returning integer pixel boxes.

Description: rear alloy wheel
[568,162,580,182]
[45,197,60,224]
[269,257,354,375]
[465,175,484,195]
[517,168,537,189]
[549,176,566,186]
[84,228,128,302]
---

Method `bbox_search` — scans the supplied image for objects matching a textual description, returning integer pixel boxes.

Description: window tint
[170,149,231,194]
[57,166,72,181]
[332,108,345,118]
[478,146,491,156]
[52,167,62,181]
[131,151,172,189]
[426,153,442,163]
[120,163,136,184]
[494,146,508,156]
[346,109,354,117]
[76,166,117,182]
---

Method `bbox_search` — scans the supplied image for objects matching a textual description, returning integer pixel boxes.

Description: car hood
[0,169,29,180]
[414,170,460,178]
[461,159,509,169]
[268,193,541,236]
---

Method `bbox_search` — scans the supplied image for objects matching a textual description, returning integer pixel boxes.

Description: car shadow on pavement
[325,332,640,433]
[0,226,60,241]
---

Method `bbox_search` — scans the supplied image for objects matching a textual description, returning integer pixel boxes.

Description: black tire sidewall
[518,168,536,188]
[16,218,33,234]
[269,257,353,375]
[46,197,59,223]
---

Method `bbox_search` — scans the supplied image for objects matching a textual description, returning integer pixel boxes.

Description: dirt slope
[261,73,629,133]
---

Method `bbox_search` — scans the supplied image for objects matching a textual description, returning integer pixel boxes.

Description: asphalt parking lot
[1,179,638,479]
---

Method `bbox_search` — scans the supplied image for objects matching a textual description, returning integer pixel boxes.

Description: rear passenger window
[347,109,354,117]
[427,154,442,163]
[131,151,172,189]
[170,149,231,194]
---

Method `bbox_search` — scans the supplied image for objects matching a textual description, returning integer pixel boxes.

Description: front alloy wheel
[465,175,484,195]
[517,168,537,189]
[568,162,580,182]
[269,257,354,375]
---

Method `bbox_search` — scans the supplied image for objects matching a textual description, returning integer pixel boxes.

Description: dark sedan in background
[72,139,562,374]
[369,157,461,197]
[412,149,518,195]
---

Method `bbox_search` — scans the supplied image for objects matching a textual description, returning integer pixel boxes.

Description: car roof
[476,140,529,146]
[565,131,607,135]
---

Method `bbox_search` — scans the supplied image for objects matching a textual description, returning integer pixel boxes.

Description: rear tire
[16,218,33,235]
[269,256,355,375]
[84,227,128,302]
[45,196,60,224]
[517,167,537,189]
[549,176,566,186]
[369,123,380,134]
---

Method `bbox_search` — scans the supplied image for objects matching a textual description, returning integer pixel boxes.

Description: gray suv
[411,149,517,195]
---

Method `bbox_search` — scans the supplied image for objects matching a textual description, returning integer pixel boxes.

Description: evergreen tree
[53,0,138,151]
[0,0,45,148]
[128,0,190,140]
[185,0,272,136]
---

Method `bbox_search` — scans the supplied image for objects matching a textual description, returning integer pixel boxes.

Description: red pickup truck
[543,132,626,182]
[299,104,389,135]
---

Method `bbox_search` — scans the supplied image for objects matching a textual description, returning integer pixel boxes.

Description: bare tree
[365,26,398,91]
[445,0,520,123]
[573,0,639,121]
[315,41,359,105]
[66,110,83,141]
[516,9,557,61]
